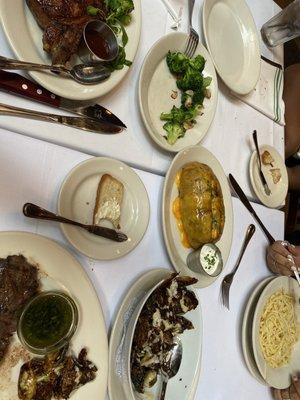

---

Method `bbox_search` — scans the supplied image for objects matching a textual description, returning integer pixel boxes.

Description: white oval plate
[0,0,141,100]
[0,231,108,400]
[162,145,233,288]
[202,0,260,95]
[139,32,218,153]
[58,157,150,260]
[241,277,274,385]
[252,276,300,389]
[249,145,288,209]
[108,268,171,400]
[120,270,202,400]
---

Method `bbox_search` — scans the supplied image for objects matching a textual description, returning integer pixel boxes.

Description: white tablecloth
[0,129,284,399]
[0,0,284,202]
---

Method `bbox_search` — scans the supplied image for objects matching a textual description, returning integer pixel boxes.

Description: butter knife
[229,174,275,244]
[23,203,128,242]
[0,69,126,130]
[252,130,271,196]
[0,102,120,134]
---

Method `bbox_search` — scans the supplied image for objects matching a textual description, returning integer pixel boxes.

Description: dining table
[0,0,283,202]
[0,0,288,399]
[0,129,284,400]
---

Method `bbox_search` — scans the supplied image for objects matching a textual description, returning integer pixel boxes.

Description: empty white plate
[202,0,261,94]
[249,144,288,208]
[139,32,218,153]
[58,157,150,260]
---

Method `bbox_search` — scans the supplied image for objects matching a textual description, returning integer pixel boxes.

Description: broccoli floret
[163,122,185,145]
[192,89,205,106]
[189,54,205,72]
[177,67,203,91]
[166,51,189,74]
[160,105,198,124]
[203,76,212,88]
[160,106,186,123]
[181,90,194,108]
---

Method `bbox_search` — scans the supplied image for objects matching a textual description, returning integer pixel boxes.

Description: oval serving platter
[139,32,218,153]
[0,0,141,100]
[111,268,202,400]
[162,145,233,288]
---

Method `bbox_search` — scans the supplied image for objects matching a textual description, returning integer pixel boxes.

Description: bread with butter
[93,174,124,229]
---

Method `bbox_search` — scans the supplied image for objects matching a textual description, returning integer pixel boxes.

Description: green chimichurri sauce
[21,294,73,348]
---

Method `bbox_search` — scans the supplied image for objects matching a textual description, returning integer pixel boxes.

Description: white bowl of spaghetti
[252,276,300,389]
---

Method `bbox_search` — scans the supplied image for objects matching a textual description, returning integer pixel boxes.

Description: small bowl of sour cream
[187,243,223,277]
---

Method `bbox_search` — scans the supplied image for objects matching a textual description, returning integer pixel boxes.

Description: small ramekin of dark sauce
[79,20,119,63]
[17,291,78,355]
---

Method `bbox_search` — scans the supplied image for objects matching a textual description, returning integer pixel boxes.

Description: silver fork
[221,224,256,309]
[184,0,199,58]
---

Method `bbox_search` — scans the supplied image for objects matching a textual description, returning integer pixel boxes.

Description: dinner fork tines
[184,0,199,58]
[221,224,256,309]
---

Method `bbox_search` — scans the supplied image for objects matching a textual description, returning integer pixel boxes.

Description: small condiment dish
[79,20,119,63]
[187,243,223,278]
[17,291,78,355]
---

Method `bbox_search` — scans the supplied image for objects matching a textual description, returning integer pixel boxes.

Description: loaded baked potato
[178,162,225,249]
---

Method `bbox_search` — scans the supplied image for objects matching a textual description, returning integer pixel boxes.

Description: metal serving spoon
[23,203,127,242]
[159,338,183,400]
[0,56,111,85]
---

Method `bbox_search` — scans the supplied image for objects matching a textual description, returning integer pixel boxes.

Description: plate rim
[202,0,261,95]
[0,0,141,100]
[249,144,288,209]
[162,145,234,288]
[241,276,274,385]
[138,31,218,153]
[0,230,108,398]
[58,156,150,260]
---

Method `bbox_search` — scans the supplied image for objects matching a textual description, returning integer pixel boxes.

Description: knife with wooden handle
[229,174,275,244]
[0,69,126,130]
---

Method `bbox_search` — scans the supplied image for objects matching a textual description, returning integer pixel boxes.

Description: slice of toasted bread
[270,168,281,184]
[262,150,274,166]
[93,174,124,229]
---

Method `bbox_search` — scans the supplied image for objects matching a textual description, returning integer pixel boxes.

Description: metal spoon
[23,203,127,242]
[159,338,183,400]
[0,56,111,85]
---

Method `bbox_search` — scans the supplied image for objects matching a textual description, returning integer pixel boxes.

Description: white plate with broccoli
[139,32,218,152]
[0,0,141,100]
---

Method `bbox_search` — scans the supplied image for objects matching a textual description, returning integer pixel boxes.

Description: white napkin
[232,58,285,126]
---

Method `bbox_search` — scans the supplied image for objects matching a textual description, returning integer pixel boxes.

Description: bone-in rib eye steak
[26,0,107,65]
[0,255,39,363]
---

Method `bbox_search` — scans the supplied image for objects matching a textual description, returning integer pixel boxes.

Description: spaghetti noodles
[259,289,298,368]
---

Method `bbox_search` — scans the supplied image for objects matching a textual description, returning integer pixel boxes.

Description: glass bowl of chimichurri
[17,291,78,355]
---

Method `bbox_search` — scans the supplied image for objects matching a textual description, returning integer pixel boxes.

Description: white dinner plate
[0,231,108,400]
[0,1,141,100]
[58,157,150,260]
[111,269,202,400]
[139,32,218,153]
[162,145,233,288]
[241,276,274,385]
[202,0,261,94]
[252,276,300,389]
[249,144,288,209]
